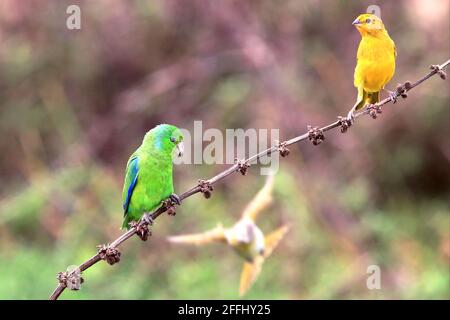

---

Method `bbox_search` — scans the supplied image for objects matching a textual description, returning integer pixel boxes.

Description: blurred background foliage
[0,0,449,299]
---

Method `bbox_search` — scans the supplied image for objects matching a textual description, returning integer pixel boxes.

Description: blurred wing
[239,257,263,296]
[264,225,289,259]
[123,156,139,216]
[242,174,275,221]
[167,225,226,246]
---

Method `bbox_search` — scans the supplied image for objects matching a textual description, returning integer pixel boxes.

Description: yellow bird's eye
[170,137,176,143]
[365,18,371,24]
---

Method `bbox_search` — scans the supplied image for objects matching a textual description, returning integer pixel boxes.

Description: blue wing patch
[123,157,139,215]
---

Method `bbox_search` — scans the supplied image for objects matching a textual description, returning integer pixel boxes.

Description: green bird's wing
[123,155,139,219]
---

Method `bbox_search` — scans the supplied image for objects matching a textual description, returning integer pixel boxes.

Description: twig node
[430,65,447,80]
[57,265,84,291]
[338,117,352,133]
[277,141,290,157]
[131,220,152,241]
[162,199,177,216]
[307,126,325,145]
[235,159,250,175]
[97,244,121,265]
[198,179,214,199]
[367,104,382,119]
[395,83,408,101]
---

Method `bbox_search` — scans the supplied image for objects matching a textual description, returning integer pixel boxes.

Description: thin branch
[49,59,449,300]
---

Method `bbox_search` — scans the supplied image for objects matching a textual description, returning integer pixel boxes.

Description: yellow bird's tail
[367,91,380,105]
[355,89,380,111]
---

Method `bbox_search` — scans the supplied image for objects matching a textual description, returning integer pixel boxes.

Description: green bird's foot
[141,213,154,225]
[169,193,182,206]
[162,194,181,216]
[132,217,152,241]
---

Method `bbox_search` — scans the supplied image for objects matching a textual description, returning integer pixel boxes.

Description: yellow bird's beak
[352,18,361,26]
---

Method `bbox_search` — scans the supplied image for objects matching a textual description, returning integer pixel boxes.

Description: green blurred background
[0,0,448,299]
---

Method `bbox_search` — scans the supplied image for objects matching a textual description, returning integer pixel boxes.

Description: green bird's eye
[365,18,371,24]
[170,137,176,143]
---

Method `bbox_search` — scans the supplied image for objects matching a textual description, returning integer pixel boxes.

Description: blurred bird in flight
[168,174,289,296]
[122,124,184,229]
[347,13,396,121]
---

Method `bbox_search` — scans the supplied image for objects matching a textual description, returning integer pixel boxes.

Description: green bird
[122,124,184,229]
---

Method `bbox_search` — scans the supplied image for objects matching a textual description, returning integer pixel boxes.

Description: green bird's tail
[122,215,132,230]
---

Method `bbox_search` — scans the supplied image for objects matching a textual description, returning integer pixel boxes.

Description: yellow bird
[168,175,289,296]
[347,13,396,121]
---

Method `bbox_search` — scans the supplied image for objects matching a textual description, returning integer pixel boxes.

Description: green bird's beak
[176,141,184,157]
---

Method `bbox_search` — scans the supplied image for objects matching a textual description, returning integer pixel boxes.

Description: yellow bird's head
[352,13,386,36]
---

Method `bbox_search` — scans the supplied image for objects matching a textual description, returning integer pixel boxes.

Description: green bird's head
[144,124,184,157]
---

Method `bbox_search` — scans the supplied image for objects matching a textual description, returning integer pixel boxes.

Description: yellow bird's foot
[384,89,398,103]
[385,83,410,104]
[346,108,356,123]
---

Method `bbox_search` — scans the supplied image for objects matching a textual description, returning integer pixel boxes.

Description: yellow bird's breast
[354,34,396,92]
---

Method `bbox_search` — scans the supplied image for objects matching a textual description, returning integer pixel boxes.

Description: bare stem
[49,59,449,300]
